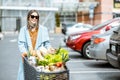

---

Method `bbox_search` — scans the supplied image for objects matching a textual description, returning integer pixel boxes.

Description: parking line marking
[70,70,120,74]
[9,39,17,42]
[68,60,105,63]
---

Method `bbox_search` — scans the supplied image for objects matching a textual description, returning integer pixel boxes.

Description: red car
[66,18,120,58]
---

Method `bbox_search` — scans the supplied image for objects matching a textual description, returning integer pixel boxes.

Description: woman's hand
[29,46,37,56]
[21,52,27,58]
[21,52,27,62]
[48,47,56,54]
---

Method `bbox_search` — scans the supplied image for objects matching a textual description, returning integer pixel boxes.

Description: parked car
[0,33,4,40]
[89,24,119,60]
[106,24,120,68]
[66,23,93,35]
[61,22,76,35]
[63,23,93,42]
[66,18,120,58]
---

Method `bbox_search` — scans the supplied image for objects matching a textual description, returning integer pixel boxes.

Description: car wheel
[83,42,91,59]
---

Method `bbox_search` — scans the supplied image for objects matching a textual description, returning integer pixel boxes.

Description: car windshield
[91,18,119,30]
[110,25,120,40]
[84,24,92,28]
[62,23,75,28]
[66,24,75,27]
[114,25,120,33]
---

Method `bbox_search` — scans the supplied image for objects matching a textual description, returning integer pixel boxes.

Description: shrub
[55,13,60,27]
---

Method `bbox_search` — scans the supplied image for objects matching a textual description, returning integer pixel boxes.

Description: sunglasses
[30,15,39,19]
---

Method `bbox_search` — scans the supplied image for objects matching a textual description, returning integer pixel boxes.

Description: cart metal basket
[23,57,69,80]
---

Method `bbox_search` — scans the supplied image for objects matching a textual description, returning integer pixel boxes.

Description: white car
[0,33,4,40]
[66,23,93,35]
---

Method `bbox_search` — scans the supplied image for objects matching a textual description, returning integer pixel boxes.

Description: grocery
[27,47,69,72]
[24,47,69,80]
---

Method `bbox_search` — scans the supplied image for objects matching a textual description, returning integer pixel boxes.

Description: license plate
[111,45,116,52]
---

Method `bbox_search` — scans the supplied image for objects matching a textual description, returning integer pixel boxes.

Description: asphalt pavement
[1,32,120,80]
[0,33,20,80]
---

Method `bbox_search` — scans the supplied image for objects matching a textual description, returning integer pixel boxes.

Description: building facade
[0,0,57,32]
[77,0,120,25]
[54,0,120,26]
[0,0,120,32]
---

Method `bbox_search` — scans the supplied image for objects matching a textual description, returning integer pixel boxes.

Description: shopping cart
[23,57,69,80]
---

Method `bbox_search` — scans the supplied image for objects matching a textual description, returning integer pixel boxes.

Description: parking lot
[0,33,120,80]
[46,33,120,80]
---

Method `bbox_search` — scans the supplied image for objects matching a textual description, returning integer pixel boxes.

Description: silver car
[89,25,119,60]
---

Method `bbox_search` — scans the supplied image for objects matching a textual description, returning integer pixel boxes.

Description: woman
[17,10,53,80]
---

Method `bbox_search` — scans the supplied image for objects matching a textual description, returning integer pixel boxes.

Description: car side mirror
[105,26,111,31]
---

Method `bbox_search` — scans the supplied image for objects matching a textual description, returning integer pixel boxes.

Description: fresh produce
[55,62,63,67]
[27,47,69,72]
[36,50,44,60]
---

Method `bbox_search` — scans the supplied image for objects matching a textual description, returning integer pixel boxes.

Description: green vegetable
[27,50,31,58]
[37,59,49,66]
[55,46,61,54]
[37,47,69,66]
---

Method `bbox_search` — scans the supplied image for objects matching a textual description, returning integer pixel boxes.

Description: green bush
[55,13,60,27]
